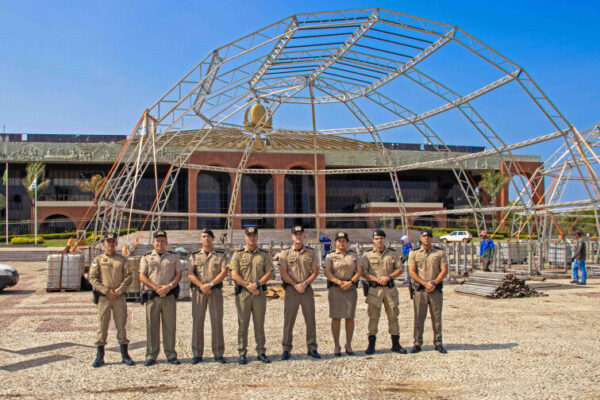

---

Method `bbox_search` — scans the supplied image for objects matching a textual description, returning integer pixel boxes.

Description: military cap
[372,229,386,238]
[291,225,304,234]
[201,228,215,238]
[245,226,258,235]
[103,232,118,241]
[420,229,433,237]
[153,230,167,238]
[335,231,349,241]
[574,229,583,236]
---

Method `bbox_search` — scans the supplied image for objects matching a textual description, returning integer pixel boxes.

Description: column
[273,174,285,229]
[188,168,199,230]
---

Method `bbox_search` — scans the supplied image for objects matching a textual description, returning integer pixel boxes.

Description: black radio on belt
[412,281,443,292]
[140,285,180,304]
[92,288,104,304]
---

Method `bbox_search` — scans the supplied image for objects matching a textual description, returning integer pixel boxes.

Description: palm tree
[76,174,105,195]
[22,162,51,202]
[479,170,510,227]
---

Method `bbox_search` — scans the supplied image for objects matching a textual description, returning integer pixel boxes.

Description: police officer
[230,226,273,364]
[88,232,134,367]
[361,229,406,355]
[187,228,228,364]
[407,229,448,354]
[139,230,183,366]
[279,225,320,360]
[324,232,362,356]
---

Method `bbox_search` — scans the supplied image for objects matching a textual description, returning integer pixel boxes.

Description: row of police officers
[87,226,448,367]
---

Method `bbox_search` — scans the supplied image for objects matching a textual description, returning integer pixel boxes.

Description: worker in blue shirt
[320,236,331,260]
[479,231,494,272]
[400,235,412,282]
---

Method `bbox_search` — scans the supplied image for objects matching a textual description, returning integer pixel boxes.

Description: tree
[21,162,51,202]
[479,170,510,228]
[479,170,510,206]
[76,174,105,195]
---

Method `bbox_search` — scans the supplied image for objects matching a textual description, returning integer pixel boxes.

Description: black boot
[92,346,105,368]
[391,335,407,354]
[365,335,376,355]
[120,344,135,366]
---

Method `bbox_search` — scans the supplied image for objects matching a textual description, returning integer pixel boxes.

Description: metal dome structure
[89,8,600,245]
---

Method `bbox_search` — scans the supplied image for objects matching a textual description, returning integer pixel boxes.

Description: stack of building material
[587,264,600,278]
[46,253,85,291]
[455,271,544,298]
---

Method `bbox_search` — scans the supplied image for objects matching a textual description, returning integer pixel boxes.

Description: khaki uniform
[88,253,132,346]
[140,250,183,361]
[362,247,402,336]
[188,248,228,358]
[407,246,448,346]
[229,247,273,356]
[325,249,359,319]
[279,245,319,352]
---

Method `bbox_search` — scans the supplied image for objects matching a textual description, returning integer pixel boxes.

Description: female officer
[324,232,362,356]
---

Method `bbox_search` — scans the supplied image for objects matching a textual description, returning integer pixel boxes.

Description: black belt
[413,282,443,292]
[367,280,395,288]
[234,284,267,295]
[327,280,358,289]
[191,282,223,290]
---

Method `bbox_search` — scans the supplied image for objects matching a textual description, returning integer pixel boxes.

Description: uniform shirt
[362,247,401,278]
[140,250,183,286]
[407,246,448,281]
[188,248,228,283]
[89,252,132,295]
[325,249,359,281]
[229,246,273,282]
[279,245,318,283]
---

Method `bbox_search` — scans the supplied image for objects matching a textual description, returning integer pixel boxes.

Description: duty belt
[191,282,223,290]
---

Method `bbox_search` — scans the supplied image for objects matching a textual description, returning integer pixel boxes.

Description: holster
[361,280,369,297]
[412,282,443,292]
[92,288,103,305]
[326,280,339,289]
[141,284,180,304]
[408,284,414,300]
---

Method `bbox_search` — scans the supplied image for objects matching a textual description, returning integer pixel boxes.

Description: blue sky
[1,0,598,137]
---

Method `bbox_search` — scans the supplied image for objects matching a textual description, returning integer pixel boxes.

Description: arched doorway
[241,168,274,228]
[284,168,315,228]
[196,171,230,229]
[39,214,76,234]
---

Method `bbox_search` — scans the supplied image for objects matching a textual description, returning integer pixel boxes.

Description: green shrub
[11,236,45,245]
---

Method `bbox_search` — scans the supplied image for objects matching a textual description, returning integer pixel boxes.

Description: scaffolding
[87,8,599,250]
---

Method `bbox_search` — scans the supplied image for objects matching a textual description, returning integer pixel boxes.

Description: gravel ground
[0,261,598,400]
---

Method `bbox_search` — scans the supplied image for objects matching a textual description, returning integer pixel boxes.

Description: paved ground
[0,261,598,399]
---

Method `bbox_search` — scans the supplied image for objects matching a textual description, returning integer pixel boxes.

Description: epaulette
[214,248,225,253]
[305,245,314,250]
[167,250,177,254]
[433,245,443,251]
[347,248,357,253]
[143,251,152,256]
[282,245,291,250]
[234,247,244,253]
[387,247,396,252]
[191,250,202,255]
[258,248,269,253]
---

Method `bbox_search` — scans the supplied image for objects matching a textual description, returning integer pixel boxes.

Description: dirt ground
[0,261,598,399]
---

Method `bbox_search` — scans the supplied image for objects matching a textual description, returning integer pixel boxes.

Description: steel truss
[89,8,600,247]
